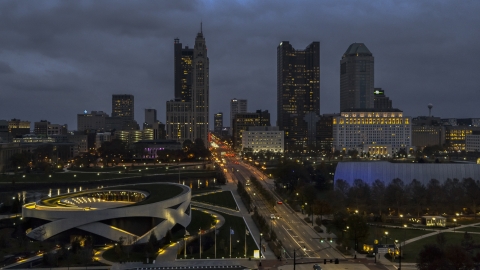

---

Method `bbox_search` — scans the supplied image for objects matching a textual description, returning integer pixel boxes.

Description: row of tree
[331,177,480,217]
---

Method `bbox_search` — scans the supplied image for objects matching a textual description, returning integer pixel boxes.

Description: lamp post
[259,233,263,266]
[453,218,457,232]
[384,231,388,245]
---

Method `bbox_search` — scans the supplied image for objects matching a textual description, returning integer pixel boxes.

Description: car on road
[277,201,283,205]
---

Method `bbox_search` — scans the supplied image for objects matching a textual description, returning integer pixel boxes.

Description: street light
[259,233,263,266]
[453,218,457,232]
[384,231,389,245]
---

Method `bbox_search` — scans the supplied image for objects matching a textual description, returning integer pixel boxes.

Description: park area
[192,191,239,210]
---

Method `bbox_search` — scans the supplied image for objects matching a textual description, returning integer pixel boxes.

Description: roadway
[225,160,344,261]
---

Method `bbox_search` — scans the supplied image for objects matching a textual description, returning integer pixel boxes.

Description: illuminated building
[214,112,223,134]
[340,43,374,111]
[373,88,392,109]
[333,109,411,155]
[112,94,134,121]
[242,126,284,153]
[167,28,209,145]
[230,98,247,135]
[277,41,320,148]
[232,110,270,151]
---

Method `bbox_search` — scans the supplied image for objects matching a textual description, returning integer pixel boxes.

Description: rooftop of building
[341,108,403,113]
[343,43,372,57]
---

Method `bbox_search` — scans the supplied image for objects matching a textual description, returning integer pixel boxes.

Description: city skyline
[0,1,479,129]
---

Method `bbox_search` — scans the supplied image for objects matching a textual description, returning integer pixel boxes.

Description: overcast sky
[0,0,479,129]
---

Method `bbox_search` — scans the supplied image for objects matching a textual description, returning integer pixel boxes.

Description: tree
[385,178,406,215]
[371,180,386,215]
[346,214,369,251]
[462,178,480,219]
[347,179,371,212]
[416,244,449,270]
[406,179,427,217]
[445,244,473,269]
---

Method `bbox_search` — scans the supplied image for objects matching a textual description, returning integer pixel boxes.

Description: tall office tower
[230,98,247,135]
[112,94,134,121]
[191,29,209,145]
[144,109,157,126]
[373,88,392,109]
[214,112,223,133]
[277,41,320,148]
[167,27,209,145]
[174,38,194,101]
[340,43,374,111]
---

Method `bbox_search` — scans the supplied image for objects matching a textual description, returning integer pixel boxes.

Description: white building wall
[333,111,412,156]
[242,128,284,153]
[466,134,480,152]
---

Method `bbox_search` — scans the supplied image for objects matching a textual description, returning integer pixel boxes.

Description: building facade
[112,94,134,121]
[214,112,223,133]
[373,88,392,109]
[77,111,109,132]
[242,126,284,153]
[144,109,157,126]
[333,109,412,155]
[8,119,30,139]
[230,98,247,134]
[166,29,209,146]
[277,41,320,148]
[340,43,374,111]
[232,110,271,151]
[466,134,480,152]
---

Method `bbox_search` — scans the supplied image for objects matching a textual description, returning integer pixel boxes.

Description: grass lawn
[455,226,480,233]
[178,212,257,259]
[401,232,480,263]
[102,245,155,263]
[192,191,238,210]
[367,226,434,246]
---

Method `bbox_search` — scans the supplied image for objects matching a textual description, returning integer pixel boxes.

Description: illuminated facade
[277,41,320,148]
[214,112,223,133]
[340,43,374,111]
[333,109,411,155]
[230,98,247,135]
[112,94,134,121]
[233,110,270,151]
[445,126,480,151]
[242,126,284,153]
[167,29,209,145]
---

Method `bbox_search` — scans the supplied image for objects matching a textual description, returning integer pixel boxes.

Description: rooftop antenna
[428,103,433,117]
[200,21,203,34]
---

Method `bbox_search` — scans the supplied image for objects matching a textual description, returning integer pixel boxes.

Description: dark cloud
[0,0,479,128]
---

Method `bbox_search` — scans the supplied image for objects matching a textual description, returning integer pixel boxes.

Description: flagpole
[230,227,232,258]
[214,225,217,259]
[199,228,202,259]
[184,227,186,258]
[245,227,247,257]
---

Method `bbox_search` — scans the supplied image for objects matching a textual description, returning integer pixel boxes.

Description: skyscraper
[166,27,209,145]
[340,43,374,111]
[112,94,134,121]
[144,109,157,126]
[230,98,247,134]
[277,41,320,148]
[214,112,223,133]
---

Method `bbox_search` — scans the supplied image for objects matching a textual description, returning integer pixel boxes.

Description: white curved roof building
[334,161,480,185]
[23,183,191,244]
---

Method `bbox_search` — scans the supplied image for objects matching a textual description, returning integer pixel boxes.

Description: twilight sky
[0,0,479,129]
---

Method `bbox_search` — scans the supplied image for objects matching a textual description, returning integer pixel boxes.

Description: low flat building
[241,126,284,153]
[133,140,182,159]
[466,134,480,152]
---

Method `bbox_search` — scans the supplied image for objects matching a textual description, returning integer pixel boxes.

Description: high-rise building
[8,119,30,138]
[373,88,392,109]
[277,41,320,148]
[144,109,157,126]
[112,94,134,121]
[340,43,374,111]
[232,110,271,151]
[230,98,247,134]
[174,39,194,102]
[214,112,223,133]
[34,120,50,136]
[167,27,209,145]
[242,126,284,153]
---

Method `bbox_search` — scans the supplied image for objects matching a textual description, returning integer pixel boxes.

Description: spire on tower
[200,21,203,34]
